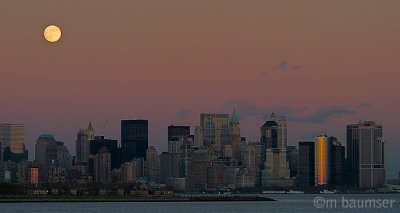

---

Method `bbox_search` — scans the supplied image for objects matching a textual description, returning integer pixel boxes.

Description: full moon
[44,25,62,43]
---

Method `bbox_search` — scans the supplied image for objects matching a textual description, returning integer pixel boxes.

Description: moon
[44,25,62,43]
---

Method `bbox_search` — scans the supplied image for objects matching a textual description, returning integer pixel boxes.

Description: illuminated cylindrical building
[315,134,330,186]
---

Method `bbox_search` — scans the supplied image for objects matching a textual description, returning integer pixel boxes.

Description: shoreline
[0,195,275,203]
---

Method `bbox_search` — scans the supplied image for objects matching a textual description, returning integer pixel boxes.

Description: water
[1,194,399,213]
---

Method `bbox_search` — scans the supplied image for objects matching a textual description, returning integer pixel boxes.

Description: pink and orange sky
[1,1,399,177]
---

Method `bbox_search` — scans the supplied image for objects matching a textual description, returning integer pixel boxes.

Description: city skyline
[1,1,399,180]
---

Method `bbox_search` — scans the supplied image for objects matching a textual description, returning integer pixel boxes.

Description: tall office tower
[262,148,291,187]
[329,137,346,186]
[260,113,278,162]
[94,146,111,183]
[159,152,179,184]
[347,121,385,188]
[194,126,204,146]
[200,113,229,157]
[286,146,298,178]
[121,120,148,161]
[298,141,315,188]
[189,146,208,191]
[34,134,58,180]
[56,141,72,171]
[75,122,94,163]
[89,136,118,169]
[145,146,159,183]
[168,125,190,141]
[315,134,330,186]
[277,117,287,149]
[241,142,260,184]
[229,108,242,161]
[120,161,137,183]
[0,123,27,162]
[168,138,183,154]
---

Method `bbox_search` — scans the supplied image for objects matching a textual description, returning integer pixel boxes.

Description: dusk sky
[1,1,399,177]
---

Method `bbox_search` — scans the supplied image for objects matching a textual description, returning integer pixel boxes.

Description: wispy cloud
[272,59,288,71]
[176,109,191,119]
[299,106,355,123]
[221,99,356,124]
[259,60,301,77]
[357,101,372,109]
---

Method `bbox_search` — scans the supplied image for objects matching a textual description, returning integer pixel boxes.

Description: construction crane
[99,120,109,136]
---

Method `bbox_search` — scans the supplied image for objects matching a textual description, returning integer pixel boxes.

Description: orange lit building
[315,134,330,186]
[30,167,39,184]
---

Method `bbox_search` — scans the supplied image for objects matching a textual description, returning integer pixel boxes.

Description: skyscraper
[94,146,111,183]
[121,120,148,161]
[75,122,94,163]
[329,137,346,186]
[261,114,290,187]
[34,134,58,180]
[298,141,315,188]
[229,108,242,161]
[200,113,229,156]
[0,123,27,162]
[347,121,385,188]
[89,136,118,169]
[260,113,278,162]
[315,134,330,186]
[286,145,298,178]
[145,146,159,183]
[168,125,190,141]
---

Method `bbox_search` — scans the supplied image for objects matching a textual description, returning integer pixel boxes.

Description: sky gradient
[1,1,399,178]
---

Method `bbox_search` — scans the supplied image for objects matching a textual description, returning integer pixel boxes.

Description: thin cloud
[357,101,372,109]
[221,99,356,124]
[176,109,191,119]
[272,60,288,71]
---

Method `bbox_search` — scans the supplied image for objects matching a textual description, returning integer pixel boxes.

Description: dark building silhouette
[286,145,298,178]
[329,137,346,186]
[347,121,385,188]
[121,120,148,161]
[89,136,118,169]
[260,114,278,164]
[298,141,315,189]
[168,125,190,141]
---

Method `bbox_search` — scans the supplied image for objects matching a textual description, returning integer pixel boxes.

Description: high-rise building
[75,122,94,163]
[347,121,385,188]
[0,123,27,162]
[168,125,190,141]
[145,146,159,183]
[260,113,278,162]
[56,141,72,171]
[94,146,111,183]
[298,141,315,188]
[89,136,118,169]
[120,161,136,183]
[261,114,290,187]
[194,126,204,146]
[189,146,208,191]
[286,146,298,178]
[29,167,39,184]
[229,108,242,161]
[34,134,58,180]
[159,152,179,184]
[315,134,330,186]
[121,120,148,161]
[200,113,229,156]
[329,137,346,186]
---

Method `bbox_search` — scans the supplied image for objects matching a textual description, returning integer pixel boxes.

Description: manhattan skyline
[1,0,399,179]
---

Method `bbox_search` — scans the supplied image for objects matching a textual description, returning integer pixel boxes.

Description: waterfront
[1,194,399,213]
